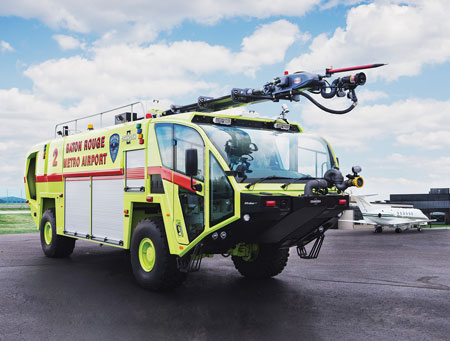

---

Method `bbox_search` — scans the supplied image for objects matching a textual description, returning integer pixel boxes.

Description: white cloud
[0,40,14,52]
[287,0,450,81]
[0,88,64,191]
[357,89,388,103]
[0,20,301,192]
[0,0,319,43]
[95,23,159,46]
[356,176,441,201]
[299,97,450,150]
[396,131,450,151]
[385,153,450,174]
[53,34,84,50]
[24,20,300,101]
[236,20,302,76]
[320,0,363,10]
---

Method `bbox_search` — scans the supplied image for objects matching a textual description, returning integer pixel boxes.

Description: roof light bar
[274,122,290,131]
[212,117,232,126]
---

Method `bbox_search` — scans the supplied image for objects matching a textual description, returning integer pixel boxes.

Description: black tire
[395,227,402,233]
[232,244,289,279]
[375,226,383,233]
[130,217,186,291]
[40,209,76,258]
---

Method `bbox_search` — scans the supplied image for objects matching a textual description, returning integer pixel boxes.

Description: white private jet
[345,195,434,233]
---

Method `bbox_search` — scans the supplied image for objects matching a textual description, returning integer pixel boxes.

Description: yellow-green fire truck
[24,66,373,290]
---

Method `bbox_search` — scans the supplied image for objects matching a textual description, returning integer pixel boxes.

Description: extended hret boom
[167,63,385,116]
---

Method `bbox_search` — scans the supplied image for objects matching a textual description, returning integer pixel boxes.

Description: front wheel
[130,217,186,291]
[232,244,289,279]
[40,209,75,258]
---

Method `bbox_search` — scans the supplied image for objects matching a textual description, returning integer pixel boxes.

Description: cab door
[155,123,205,245]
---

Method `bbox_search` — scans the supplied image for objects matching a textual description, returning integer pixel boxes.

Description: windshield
[200,123,334,182]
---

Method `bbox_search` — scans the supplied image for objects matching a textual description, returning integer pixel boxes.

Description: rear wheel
[130,217,186,291]
[232,244,289,279]
[40,209,76,258]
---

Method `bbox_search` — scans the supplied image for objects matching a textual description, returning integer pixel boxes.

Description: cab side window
[155,123,204,179]
[125,149,145,192]
[155,123,173,169]
[210,153,234,225]
[174,125,204,181]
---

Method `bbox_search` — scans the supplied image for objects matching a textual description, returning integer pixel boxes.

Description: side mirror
[185,149,198,177]
[185,149,202,192]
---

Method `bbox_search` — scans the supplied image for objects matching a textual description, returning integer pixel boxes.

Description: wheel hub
[138,238,156,272]
[44,222,52,245]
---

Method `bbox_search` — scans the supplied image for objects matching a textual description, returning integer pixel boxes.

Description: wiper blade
[245,176,293,189]
[281,176,317,189]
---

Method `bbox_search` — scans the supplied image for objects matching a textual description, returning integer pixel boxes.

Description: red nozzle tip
[284,71,288,75]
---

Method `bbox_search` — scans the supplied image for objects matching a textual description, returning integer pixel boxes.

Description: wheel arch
[40,198,56,228]
[126,202,162,248]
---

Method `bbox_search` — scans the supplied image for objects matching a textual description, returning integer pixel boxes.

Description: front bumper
[202,193,348,253]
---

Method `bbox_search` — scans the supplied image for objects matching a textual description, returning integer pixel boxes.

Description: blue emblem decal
[109,134,120,163]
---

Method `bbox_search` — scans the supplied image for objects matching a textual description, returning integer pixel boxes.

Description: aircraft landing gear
[417,227,422,232]
[395,227,402,233]
[375,225,383,233]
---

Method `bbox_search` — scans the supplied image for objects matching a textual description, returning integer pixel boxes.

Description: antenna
[279,104,289,122]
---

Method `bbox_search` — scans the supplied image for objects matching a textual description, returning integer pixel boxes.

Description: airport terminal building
[390,188,450,225]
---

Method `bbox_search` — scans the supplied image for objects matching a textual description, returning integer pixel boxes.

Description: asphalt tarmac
[1,229,449,341]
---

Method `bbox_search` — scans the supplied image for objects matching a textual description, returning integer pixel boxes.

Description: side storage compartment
[91,176,124,245]
[64,177,91,238]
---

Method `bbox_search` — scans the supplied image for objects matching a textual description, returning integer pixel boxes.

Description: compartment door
[65,177,91,237]
[91,176,124,245]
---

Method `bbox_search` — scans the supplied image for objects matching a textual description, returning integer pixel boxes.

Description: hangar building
[390,188,450,225]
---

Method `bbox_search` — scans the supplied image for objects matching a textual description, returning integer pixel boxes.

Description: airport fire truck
[24,64,382,290]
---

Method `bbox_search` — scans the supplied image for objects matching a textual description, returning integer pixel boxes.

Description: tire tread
[232,245,289,279]
[131,217,186,291]
[40,209,75,258]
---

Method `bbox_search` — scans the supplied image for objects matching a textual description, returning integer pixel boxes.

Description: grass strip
[0,208,30,211]
[0,213,37,235]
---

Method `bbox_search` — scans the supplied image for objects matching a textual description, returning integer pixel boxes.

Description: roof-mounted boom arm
[166,63,385,116]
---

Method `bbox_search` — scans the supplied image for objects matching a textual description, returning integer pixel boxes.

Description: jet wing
[390,218,436,226]
[340,218,436,227]
[409,219,436,224]
[340,219,377,226]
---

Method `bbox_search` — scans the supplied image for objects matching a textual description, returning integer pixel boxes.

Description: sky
[0,0,449,200]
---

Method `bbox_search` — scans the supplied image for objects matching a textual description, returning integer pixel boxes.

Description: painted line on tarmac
[421,227,450,230]
[293,275,450,292]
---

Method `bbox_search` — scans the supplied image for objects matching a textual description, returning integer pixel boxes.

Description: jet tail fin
[350,194,377,213]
